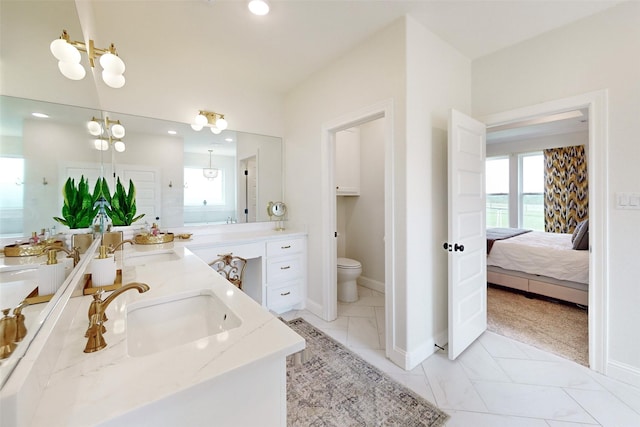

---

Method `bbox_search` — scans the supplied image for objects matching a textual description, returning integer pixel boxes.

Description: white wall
[284,18,406,308]
[0,2,285,139]
[405,15,471,364]
[285,16,471,369]
[472,2,640,386]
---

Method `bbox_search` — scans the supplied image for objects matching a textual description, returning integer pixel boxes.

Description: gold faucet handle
[13,302,28,342]
[86,291,108,328]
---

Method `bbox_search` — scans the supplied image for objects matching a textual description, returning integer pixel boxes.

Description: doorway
[485,109,590,365]
[450,90,608,372]
[320,100,396,360]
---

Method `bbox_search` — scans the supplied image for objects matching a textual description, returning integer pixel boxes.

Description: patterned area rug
[285,318,449,427]
[487,285,588,366]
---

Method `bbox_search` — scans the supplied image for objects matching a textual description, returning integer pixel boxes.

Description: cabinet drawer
[266,239,304,257]
[267,255,303,282]
[267,281,302,312]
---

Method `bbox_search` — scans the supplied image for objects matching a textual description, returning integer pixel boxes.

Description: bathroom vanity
[0,224,307,426]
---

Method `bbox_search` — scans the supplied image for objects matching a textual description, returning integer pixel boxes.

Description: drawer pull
[281,245,291,249]
[280,291,291,296]
[280,265,291,270]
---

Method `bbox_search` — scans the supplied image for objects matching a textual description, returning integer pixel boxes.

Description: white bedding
[487,231,589,284]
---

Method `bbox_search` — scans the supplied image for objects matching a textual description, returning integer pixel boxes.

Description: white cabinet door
[447,109,487,360]
[335,127,360,196]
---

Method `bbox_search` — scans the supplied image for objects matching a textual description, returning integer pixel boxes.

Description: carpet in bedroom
[487,285,588,366]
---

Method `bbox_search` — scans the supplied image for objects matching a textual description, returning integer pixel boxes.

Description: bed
[486,225,589,306]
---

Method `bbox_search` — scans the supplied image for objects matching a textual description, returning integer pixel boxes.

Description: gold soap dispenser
[91,246,116,287]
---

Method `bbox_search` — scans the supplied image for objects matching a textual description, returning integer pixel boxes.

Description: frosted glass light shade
[111,123,125,138]
[194,114,208,126]
[99,53,125,74]
[50,39,81,63]
[58,61,86,80]
[210,126,222,135]
[248,0,269,15]
[215,117,228,130]
[203,168,219,179]
[94,139,109,151]
[113,140,126,152]
[190,123,203,131]
[102,70,125,88]
[87,120,103,136]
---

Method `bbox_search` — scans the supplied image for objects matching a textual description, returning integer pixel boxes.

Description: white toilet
[337,257,362,302]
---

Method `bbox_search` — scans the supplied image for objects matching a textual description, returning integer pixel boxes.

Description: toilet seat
[337,257,361,269]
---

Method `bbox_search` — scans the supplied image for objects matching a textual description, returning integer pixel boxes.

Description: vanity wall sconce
[191,110,228,134]
[50,30,126,88]
[88,116,126,152]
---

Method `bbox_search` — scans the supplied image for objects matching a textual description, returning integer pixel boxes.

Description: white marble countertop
[30,241,305,426]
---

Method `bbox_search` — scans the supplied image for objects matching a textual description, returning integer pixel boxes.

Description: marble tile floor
[280,285,640,427]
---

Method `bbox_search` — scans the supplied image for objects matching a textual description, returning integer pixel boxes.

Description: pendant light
[203,150,219,180]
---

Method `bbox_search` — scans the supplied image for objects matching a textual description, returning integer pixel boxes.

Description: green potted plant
[102,177,145,226]
[53,176,102,229]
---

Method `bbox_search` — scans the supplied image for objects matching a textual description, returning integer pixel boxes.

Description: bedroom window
[519,153,544,231]
[486,157,509,227]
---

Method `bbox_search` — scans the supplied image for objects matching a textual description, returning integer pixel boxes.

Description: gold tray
[23,287,54,305]
[3,239,64,257]
[83,269,123,295]
[134,232,174,245]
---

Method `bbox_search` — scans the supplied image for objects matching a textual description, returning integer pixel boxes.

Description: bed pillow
[572,219,589,250]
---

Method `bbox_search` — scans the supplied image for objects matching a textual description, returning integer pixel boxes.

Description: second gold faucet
[84,283,150,353]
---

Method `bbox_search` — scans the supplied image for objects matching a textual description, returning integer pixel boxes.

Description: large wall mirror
[0,95,283,238]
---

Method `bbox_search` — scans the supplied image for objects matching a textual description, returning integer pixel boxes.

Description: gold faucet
[83,282,150,353]
[0,308,17,359]
[0,300,32,359]
[42,245,80,267]
[108,239,135,254]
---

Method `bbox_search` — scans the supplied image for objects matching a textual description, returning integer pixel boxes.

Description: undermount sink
[126,289,242,357]
[124,250,181,267]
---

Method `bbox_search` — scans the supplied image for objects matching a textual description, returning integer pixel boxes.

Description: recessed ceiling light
[168,130,177,135]
[225,138,233,142]
[32,112,49,118]
[248,0,269,16]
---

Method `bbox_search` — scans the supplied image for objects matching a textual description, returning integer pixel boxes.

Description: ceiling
[89,0,622,97]
[1,0,619,147]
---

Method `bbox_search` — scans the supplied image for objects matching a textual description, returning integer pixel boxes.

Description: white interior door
[447,109,487,360]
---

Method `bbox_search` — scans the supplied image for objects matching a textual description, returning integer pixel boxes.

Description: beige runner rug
[487,285,588,366]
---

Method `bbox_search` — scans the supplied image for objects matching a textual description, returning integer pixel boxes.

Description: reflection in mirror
[0,95,283,238]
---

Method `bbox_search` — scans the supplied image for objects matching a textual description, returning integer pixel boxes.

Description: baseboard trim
[304,298,324,320]
[606,359,640,389]
[357,276,385,294]
[388,339,438,371]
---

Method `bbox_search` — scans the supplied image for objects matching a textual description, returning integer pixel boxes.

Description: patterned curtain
[543,145,588,233]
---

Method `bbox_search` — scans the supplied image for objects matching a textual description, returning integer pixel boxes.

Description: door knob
[443,242,464,252]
